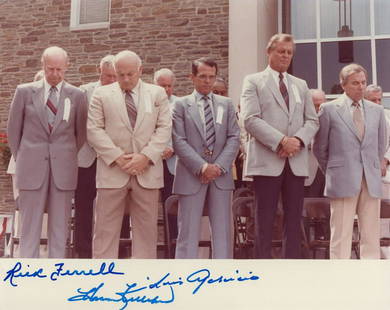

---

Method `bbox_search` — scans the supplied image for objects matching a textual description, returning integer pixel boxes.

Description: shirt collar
[344,93,362,108]
[121,79,141,95]
[267,65,287,80]
[194,90,212,103]
[44,78,63,93]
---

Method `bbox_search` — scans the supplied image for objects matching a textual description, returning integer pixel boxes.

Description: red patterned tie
[279,72,289,110]
[125,91,137,129]
[46,86,58,132]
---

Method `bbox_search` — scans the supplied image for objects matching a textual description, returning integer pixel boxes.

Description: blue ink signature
[3,261,124,287]
[67,269,260,308]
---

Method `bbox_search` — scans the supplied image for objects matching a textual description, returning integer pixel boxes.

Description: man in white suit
[87,50,171,259]
[172,57,240,259]
[314,64,387,259]
[240,34,319,258]
[7,46,88,258]
[75,55,116,258]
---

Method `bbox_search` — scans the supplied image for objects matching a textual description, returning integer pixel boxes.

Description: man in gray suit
[240,34,319,258]
[172,57,240,258]
[314,64,387,259]
[75,55,116,258]
[7,46,88,258]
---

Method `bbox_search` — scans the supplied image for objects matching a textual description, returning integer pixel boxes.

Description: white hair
[153,68,175,84]
[99,54,115,69]
[114,50,142,69]
[41,46,68,64]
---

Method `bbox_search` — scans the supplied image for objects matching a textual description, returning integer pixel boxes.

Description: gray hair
[365,84,382,94]
[41,46,68,64]
[153,68,175,84]
[114,50,142,69]
[266,33,295,53]
[339,63,367,86]
[99,55,115,69]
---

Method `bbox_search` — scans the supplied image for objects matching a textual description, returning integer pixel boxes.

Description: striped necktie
[203,96,215,152]
[125,90,137,129]
[46,86,58,132]
[352,101,364,141]
[279,72,289,110]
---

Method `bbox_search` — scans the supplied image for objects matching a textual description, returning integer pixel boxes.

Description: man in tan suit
[87,50,171,258]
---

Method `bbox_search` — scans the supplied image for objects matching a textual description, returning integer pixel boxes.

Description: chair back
[303,197,331,219]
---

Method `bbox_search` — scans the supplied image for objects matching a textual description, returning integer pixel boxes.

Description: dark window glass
[321,40,372,94]
[376,39,390,92]
[290,43,317,89]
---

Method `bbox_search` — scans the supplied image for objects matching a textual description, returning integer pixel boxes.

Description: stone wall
[0,0,229,214]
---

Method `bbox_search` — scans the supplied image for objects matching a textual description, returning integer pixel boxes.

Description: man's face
[312,93,326,113]
[365,90,382,105]
[99,64,117,86]
[212,81,227,97]
[156,75,174,98]
[191,63,216,95]
[115,58,142,91]
[43,53,68,86]
[268,41,294,73]
[342,71,367,102]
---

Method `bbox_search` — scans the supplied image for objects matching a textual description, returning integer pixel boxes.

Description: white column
[228,0,278,107]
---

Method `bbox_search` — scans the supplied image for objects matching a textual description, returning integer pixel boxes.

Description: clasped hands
[200,163,222,184]
[277,136,302,158]
[115,153,150,176]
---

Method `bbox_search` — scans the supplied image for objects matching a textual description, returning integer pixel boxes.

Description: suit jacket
[166,94,178,175]
[313,94,387,198]
[77,81,99,168]
[305,141,319,186]
[240,67,319,177]
[87,80,171,189]
[172,91,240,195]
[7,79,88,190]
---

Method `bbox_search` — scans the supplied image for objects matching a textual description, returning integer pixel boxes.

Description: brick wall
[0,0,229,214]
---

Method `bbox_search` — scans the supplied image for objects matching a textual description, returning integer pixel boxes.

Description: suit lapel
[361,100,371,146]
[133,81,148,133]
[113,83,133,132]
[51,82,67,133]
[286,75,297,121]
[336,97,361,141]
[32,80,50,135]
[265,72,289,115]
[211,94,222,143]
[188,94,205,140]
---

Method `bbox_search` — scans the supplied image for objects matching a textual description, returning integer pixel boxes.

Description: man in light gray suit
[172,57,240,258]
[240,33,319,258]
[7,46,88,258]
[75,55,116,258]
[314,64,387,259]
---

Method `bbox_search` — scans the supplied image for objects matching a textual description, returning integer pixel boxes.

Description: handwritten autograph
[2,262,260,309]
[3,261,124,287]
[68,268,260,309]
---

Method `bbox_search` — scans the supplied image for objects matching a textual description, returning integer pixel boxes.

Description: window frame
[70,0,111,31]
[279,0,390,101]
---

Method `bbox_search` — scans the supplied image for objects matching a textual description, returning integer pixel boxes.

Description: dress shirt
[344,93,365,121]
[121,80,141,109]
[194,91,215,134]
[267,66,289,92]
[43,78,63,104]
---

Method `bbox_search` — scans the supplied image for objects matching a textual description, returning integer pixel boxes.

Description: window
[70,0,110,31]
[281,0,390,106]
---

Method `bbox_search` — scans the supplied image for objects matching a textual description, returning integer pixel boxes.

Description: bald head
[364,84,383,105]
[154,68,175,98]
[41,46,69,86]
[309,89,326,113]
[114,50,143,91]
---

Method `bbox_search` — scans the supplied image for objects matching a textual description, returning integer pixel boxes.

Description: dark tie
[46,86,58,132]
[279,72,289,110]
[125,91,137,129]
[203,96,215,152]
[352,101,364,141]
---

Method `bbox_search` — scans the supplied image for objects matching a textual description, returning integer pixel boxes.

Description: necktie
[279,72,289,110]
[46,86,58,132]
[125,91,137,129]
[352,101,364,141]
[203,96,215,152]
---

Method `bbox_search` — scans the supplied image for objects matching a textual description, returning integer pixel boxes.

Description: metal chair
[163,195,211,258]
[303,197,360,259]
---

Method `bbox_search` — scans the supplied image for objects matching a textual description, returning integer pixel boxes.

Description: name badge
[291,84,302,104]
[63,98,71,122]
[216,106,223,124]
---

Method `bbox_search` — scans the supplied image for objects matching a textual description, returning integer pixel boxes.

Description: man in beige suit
[87,50,171,258]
